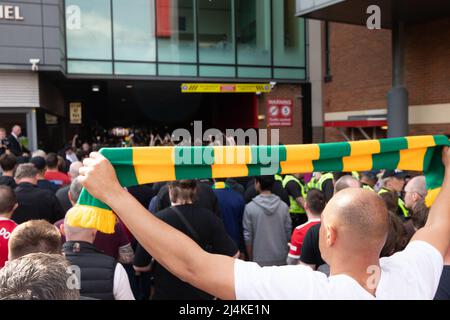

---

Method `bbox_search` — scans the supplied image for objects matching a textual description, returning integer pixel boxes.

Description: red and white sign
[267,99,293,127]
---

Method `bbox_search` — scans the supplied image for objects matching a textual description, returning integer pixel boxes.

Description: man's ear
[68,191,76,206]
[304,201,309,212]
[326,225,337,247]
[59,223,65,236]
[412,192,421,203]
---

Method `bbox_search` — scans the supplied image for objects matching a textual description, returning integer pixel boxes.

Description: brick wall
[323,22,392,114]
[323,18,450,141]
[406,18,450,106]
[410,124,450,136]
[258,84,303,144]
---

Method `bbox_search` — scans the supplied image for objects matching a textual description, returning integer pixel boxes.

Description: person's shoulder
[278,197,289,208]
[304,223,321,238]
[286,179,298,187]
[36,186,57,196]
[155,206,173,218]
[193,206,218,219]
[234,260,328,299]
[295,221,311,232]
[244,199,258,211]
[290,227,302,239]
[379,240,443,278]
[56,185,69,195]
[0,219,17,229]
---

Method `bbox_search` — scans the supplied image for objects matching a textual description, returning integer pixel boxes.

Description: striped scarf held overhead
[67,135,450,233]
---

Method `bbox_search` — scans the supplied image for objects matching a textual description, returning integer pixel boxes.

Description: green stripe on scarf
[67,135,450,234]
[247,145,287,176]
[313,142,351,172]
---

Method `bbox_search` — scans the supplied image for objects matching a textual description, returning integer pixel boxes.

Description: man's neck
[329,252,381,296]
[260,191,272,196]
[306,211,321,222]
[37,173,45,179]
[47,168,59,173]
[0,213,12,220]
[444,250,450,266]
[2,171,13,177]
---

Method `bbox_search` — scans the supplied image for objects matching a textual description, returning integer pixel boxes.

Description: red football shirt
[0,218,17,268]
[288,219,321,260]
[44,171,71,187]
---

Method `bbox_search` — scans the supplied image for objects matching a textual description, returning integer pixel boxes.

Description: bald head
[406,176,426,194]
[320,189,389,262]
[63,217,96,244]
[404,176,427,209]
[68,161,83,180]
[12,125,21,136]
[334,175,361,194]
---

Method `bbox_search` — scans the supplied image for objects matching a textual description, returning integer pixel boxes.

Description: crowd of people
[0,123,449,300]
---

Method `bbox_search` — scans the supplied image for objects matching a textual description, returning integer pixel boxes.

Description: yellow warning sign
[181,83,271,93]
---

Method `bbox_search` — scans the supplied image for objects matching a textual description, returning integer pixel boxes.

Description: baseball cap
[362,171,378,180]
[382,170,408,180]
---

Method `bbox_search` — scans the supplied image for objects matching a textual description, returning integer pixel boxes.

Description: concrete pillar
[387,20,409,138]
[308,19,324,142]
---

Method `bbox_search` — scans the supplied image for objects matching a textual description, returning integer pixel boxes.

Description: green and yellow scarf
[67,135,450,233]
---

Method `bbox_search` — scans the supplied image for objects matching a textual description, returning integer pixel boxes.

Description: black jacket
[0,176,16,189]
[6,135,23,157]
[13,182,64,224]
[63,241,116,300]
[56,185,72,214]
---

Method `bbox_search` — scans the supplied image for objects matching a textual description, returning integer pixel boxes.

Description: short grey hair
[14,164,38,180]
[335,175,361,194]
[32,150,47,158]
[69,177,83,203]
[0,253,80,300]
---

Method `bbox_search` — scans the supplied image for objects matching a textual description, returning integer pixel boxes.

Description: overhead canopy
[296,0,450,29]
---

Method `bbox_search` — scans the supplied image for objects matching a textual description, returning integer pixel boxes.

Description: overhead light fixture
[92,85,100,92]
[126,85,133,89]
[381,126,388,130]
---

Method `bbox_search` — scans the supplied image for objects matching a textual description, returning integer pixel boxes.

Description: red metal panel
[324,120,388,128]
[156,0,172,38]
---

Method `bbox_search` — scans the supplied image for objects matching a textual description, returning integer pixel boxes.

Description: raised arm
[71,134,78,149]
[411,147,450,257]
[79,153,237,300]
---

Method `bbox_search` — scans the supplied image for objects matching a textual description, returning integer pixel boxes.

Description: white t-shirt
[113,263,135,300]
[235,241,443,300]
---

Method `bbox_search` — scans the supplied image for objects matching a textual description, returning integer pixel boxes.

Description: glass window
[157,0,196,63]
[200,66,235,78]
[67,61,113,74]
[236,0,271,66]
[159,64,197,76]
[66,0,112,60]
[274,68,306,79]
[273,0,306,67]
[198,0,235,64]
[238,67,271,78]
[115,63,156,76]
[113,0,156,62]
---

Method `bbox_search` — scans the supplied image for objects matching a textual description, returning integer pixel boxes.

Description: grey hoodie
[243,194,292,267]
